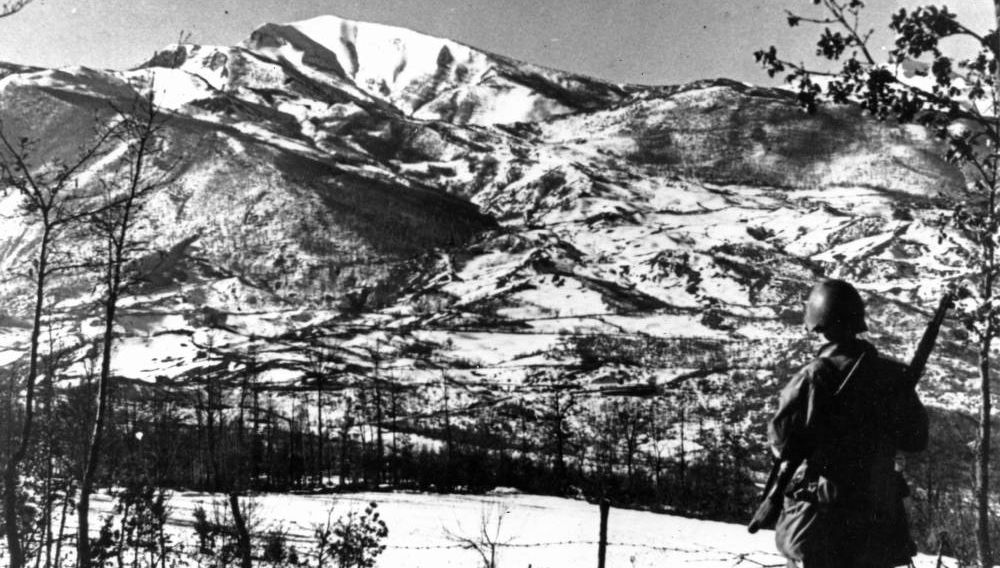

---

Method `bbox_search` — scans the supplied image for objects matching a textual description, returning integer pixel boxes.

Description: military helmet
[803,279,868,333]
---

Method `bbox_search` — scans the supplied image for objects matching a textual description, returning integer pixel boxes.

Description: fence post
[598,498,610,568]
[935,531,949,568]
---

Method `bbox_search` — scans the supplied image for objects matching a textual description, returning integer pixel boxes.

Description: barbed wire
[202,534,788,565]
[6,530,954,568]
[139,533,777,556]
[381,539,707,551]
[729,554,786,567]
[354,539,786,567]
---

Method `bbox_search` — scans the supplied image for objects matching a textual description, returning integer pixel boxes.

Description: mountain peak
[236,13,630,124]
[262,13,477,81]
[137,13,632,125]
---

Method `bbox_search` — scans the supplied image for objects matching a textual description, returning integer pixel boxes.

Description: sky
[0,0,993,86]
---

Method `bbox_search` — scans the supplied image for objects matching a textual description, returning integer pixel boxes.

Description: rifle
[901,293,955,391]
[746,292,954,534]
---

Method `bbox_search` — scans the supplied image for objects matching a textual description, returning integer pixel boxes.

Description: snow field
[82,490,954,568]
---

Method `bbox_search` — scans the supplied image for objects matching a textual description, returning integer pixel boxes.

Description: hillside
[0,14,972,396]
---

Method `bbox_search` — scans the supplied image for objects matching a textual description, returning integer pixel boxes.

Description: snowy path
[88,490,953,568]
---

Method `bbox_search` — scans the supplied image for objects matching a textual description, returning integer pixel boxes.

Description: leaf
[817,27,848,60]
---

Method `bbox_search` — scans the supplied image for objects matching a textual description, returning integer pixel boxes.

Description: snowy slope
[0,13,979,410]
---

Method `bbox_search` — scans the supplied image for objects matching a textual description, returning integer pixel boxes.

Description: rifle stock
[747,459,794,534]
[746,292,953,533]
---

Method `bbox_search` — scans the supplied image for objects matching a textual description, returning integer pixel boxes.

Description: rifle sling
[784,351,870,489]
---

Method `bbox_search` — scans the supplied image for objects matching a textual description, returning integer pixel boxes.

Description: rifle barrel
[903,295,953,390]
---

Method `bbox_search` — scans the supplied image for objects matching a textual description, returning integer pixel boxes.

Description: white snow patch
[75,491,954,568]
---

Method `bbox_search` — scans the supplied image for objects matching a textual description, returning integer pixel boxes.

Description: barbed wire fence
[161,534,789,567]
[2,497,961,568]
[379,541,786,567]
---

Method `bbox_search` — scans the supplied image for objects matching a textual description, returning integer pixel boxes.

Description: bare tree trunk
[235,374,251,496]
[252,388,260,484]
[78,92,160,568]
[316,378,324,486]
[54,480,73,568]
[227,493,252,568]
[369,342,386,485]
[339,410,351,489]
[3,226,51,568]
[2,449,22,565]
[391,388,399,485]
[115,497,131,568]
[266,403,275,487]
[649,399,663,499]
[679,404,687,500]
[983,9,1000,566]
[553,393,567,486]
[442,375,453,489]
[625,416,637,488]
[206,379,218,491]
[287,414,296,487]
[977,317,994,568]
[78,283,122,568]
[41,393,54,568]
[356,392,368,487]
[375,383,384,485]
[194,392,206,487]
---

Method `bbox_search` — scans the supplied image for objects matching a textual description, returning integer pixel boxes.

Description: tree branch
[0,0,32,19]
[821,0,878,65]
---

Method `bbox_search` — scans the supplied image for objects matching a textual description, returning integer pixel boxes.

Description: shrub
[314,502,388,568]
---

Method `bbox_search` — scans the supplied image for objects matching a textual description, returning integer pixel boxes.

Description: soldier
[770,279,928,568]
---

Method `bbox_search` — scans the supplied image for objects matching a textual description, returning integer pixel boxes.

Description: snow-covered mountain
[0,14,975,407]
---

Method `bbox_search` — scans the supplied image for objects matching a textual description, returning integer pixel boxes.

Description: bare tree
[444,503,512,568]
[0,115,116,568]
[228,493,253,568]
[534,373,581,489]
[77,86,176,568]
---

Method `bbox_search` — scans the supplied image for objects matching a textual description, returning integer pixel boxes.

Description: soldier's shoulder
[799,357,835,374]
[795,357,839,388]
[873,353,907,375]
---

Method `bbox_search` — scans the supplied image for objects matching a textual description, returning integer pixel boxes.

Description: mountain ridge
[0,13,977,411]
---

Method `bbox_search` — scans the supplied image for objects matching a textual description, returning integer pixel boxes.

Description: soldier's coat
[770,338,928,568]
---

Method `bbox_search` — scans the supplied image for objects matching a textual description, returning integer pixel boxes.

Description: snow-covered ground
[86,490,954,568]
